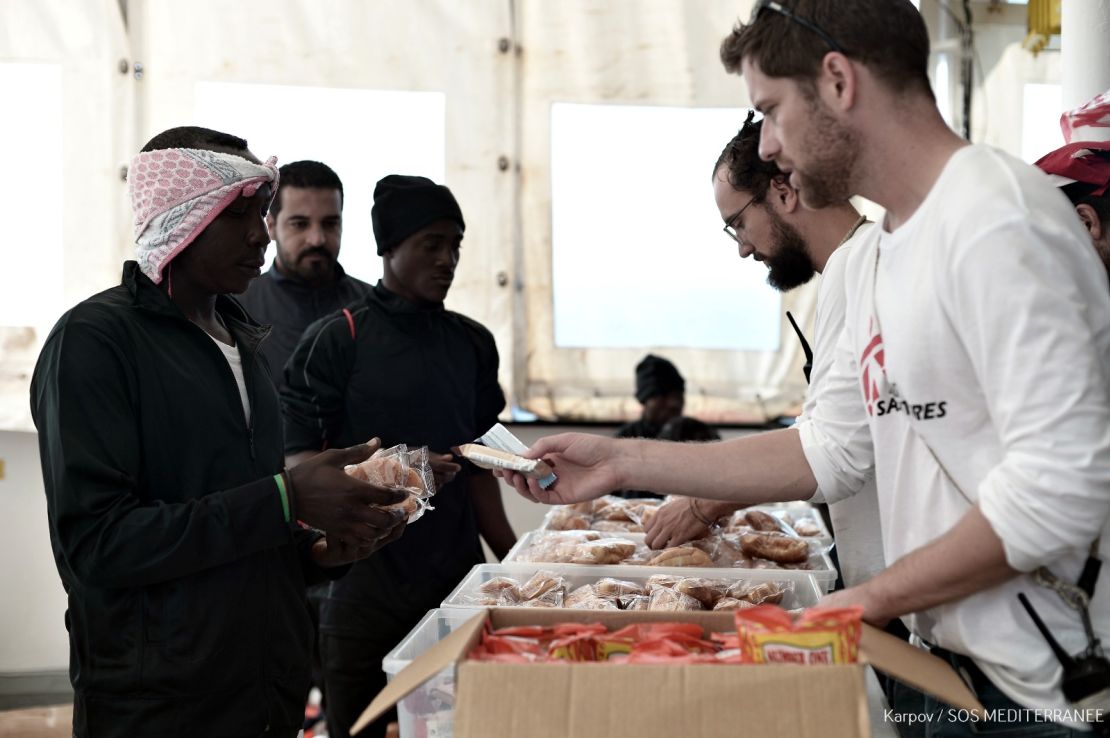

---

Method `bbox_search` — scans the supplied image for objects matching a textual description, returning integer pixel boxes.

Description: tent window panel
[0,62,63,328]
[1021,83,1062,163]
[194,82,447,285]
[550,103,781,351]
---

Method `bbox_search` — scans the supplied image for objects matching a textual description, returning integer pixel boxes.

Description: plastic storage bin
[381,607,481,738]
[503,529,839,591]
[442,562,825,611]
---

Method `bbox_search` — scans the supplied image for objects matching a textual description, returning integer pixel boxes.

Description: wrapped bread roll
[594,578,644,597]
[567,590,619,610]
[345,453,422,489]
[739,532,809,564]
[620,594,650,611]
[674,578,729,608]
[518,571,564,600]
[647,546,714,568]
[647,586,704,612]
[794,520,821,537]
[591,520,642,533]
[645,574,681,589]
[570,538,637,565]
[547,508,591,531]
[744,510,782,533]
[565,584,598,608]
[713,597,757,611]
[479,577,521,598]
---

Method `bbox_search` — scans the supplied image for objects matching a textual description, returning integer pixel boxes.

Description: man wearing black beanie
[281,174,517,738]
[616,353,686,440]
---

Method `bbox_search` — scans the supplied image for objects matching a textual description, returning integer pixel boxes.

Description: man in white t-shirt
[645,113,886,592]
[500,2,1110,734]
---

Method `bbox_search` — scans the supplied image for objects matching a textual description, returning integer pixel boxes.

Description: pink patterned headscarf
[128,148,279,283]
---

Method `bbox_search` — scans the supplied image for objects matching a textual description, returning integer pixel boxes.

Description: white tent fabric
[0,0,822,429]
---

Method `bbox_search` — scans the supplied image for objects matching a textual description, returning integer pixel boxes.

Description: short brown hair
[720,0,933,100]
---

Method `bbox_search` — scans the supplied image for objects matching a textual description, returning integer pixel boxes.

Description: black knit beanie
[635,354,685,403]
[371,174,465,255]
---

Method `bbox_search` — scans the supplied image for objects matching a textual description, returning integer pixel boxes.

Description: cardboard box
[355,608,983,738]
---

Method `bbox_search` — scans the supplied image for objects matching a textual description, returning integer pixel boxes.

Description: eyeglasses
[723,196,757,244]
[752,0,845,54]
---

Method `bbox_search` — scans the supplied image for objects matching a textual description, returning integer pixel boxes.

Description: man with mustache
[281,174,517,738]
[646,114,886,597]
[239,160,370,391]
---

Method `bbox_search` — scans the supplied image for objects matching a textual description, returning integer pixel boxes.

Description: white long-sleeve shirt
[797,144,1110,725]
[798,226,886,588]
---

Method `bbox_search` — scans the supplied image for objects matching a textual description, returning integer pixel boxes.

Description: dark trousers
[320,632,401,738]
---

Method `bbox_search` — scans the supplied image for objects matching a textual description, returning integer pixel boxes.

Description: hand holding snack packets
[344,443,435,523]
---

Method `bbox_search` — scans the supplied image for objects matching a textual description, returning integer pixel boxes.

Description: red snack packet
[734,605,863,665]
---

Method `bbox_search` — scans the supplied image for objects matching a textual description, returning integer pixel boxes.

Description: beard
[277,244,337,284]
[764,209,817,292]
[792,99,861,210]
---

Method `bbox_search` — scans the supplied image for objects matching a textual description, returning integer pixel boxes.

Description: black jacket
[237,263,370,391]
[281,282,504,635]
[31,262,331,737]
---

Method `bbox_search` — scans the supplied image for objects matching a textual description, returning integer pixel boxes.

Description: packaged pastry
[739,532,810,564]
[647,546,715,568]
[456,443,557,489]
[344,443,435,522]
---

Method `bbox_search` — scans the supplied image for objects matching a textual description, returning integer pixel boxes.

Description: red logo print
[860,317,885,416]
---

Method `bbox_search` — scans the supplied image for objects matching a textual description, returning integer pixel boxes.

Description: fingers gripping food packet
[344,443,436,523]
[456,443,557,489]
[734,605,864,665]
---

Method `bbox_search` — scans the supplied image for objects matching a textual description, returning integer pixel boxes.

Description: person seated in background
[615,353,686,439]
[280,174,517,738]
[657,415,721,442]
[1035,90,1110,277]
[30,126,406,738]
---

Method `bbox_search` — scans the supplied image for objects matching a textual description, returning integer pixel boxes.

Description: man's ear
[820,51,857,112]
[265,213,277,241]
[1077,203,1104,241]
[769,176,800,214]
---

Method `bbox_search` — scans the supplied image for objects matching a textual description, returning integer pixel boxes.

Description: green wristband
[273,473,291,523]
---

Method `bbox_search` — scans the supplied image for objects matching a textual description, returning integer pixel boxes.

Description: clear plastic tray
[540,498,833,545]
[504,529,838,592]
[381,607,481,738]
[442,562,824,611]
[741,502,833,545]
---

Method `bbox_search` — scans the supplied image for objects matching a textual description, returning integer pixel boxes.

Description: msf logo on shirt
[860,318,885,417]
[859,318,948,421]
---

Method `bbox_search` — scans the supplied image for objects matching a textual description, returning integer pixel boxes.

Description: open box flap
[350,611,486,735]
[860,623,984,716]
